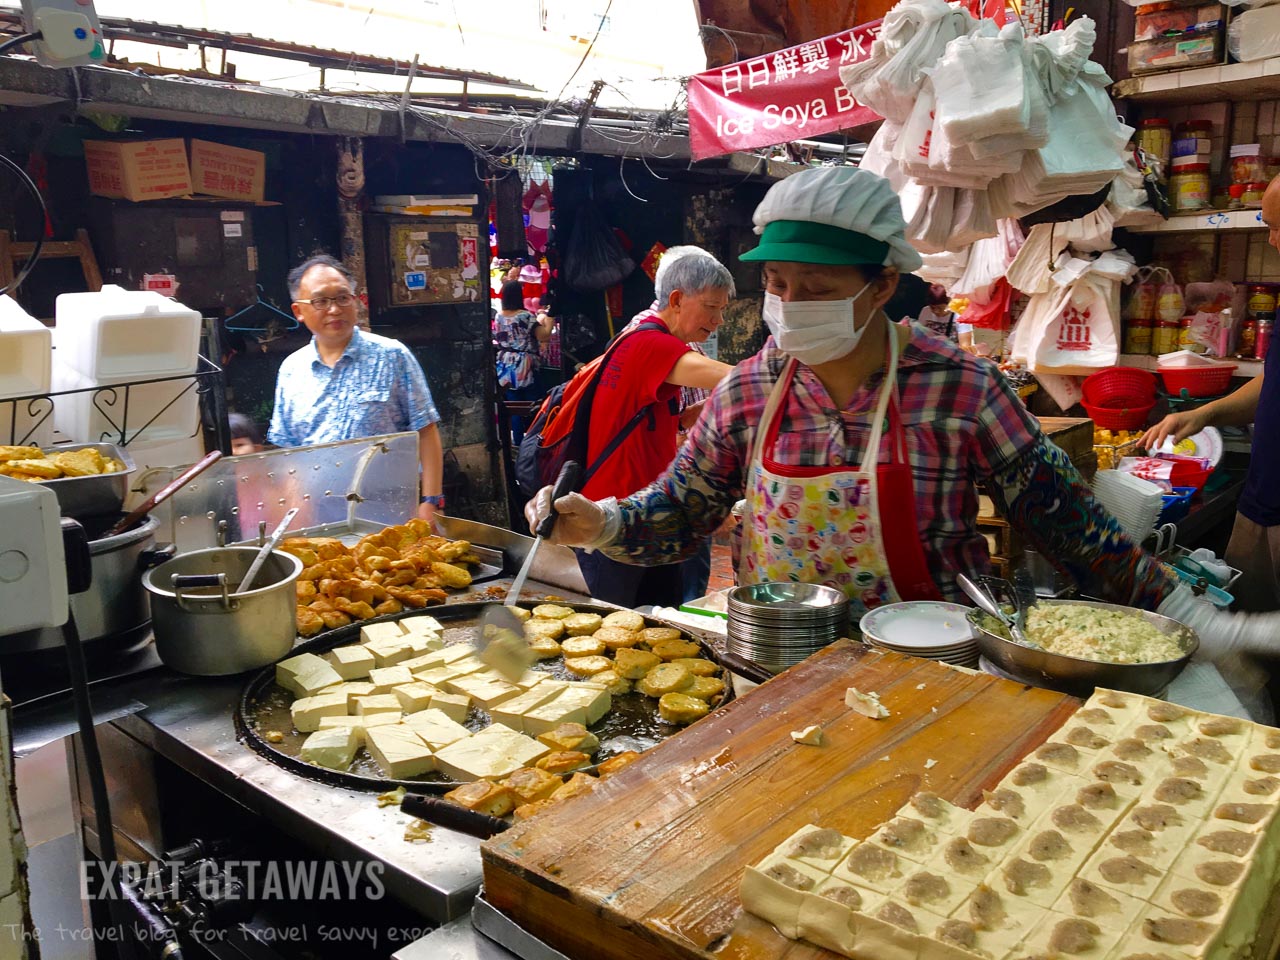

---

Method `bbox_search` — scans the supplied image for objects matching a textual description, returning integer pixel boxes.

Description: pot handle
[172,573,237,611]
[139,542,176,571]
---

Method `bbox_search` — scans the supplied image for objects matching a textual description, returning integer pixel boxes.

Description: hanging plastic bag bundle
[839,0,977,123]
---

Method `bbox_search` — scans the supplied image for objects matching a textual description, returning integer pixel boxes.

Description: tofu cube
[359,621,407,645]
[365,725,435,778]
[445,655,488,676]
[445,673,523,709]
[318,713,399,744]
[336,681,376,710]
[364,637,414,668]
[392,682,437,714]
[300,727,358,769]
[522,697,588,738]
[276,653,344,697]
[353,694,403,722]
[436,644,479,664]
[402,708,473,749]
[327,644,376,680]
[553,684,612,725]
[290,692,349,733]
[402,632,445,655]
[368,665,415,693]
[400,615,444,637]
[412,665,464,687]
[429,691,471,724]
[400,652,445,672]
[434,725,549,781]
[489,684,569,734]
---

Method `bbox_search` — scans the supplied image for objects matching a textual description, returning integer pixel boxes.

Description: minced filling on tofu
[1023,606,1183,665]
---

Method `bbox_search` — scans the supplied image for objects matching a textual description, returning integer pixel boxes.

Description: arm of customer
[417,422,444,523]
[666,352,732,392]
[533,311,555,343]
[1141,373,1264,450]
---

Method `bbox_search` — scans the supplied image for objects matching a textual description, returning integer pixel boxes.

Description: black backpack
[515,321,670,497]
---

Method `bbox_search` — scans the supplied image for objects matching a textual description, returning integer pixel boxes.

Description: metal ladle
[957,572,1040,650]
[235,508,299,595]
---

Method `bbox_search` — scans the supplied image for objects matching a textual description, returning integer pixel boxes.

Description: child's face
[231,437,257,456]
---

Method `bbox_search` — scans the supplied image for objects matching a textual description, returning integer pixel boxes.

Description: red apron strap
[878,397,943,601]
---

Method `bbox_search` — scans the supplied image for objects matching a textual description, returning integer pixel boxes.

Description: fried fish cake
[0,446,42,463]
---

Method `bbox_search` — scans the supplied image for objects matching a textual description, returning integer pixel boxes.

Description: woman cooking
[526,167,1280,718]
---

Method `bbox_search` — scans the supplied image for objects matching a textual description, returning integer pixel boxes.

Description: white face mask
[762,282,875,366]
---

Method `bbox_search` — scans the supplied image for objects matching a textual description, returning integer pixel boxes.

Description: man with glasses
[268,255,444,522]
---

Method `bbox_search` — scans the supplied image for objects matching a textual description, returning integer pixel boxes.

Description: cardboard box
[189,139,265,202]
[84,139,192,202]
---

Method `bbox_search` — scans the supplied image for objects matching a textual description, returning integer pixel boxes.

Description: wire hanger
[225,285,299,334]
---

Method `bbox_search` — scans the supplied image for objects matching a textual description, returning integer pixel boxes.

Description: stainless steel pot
[0,514,169,654]
[143,547,302,676]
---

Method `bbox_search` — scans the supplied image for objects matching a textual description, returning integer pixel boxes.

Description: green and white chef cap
[740,166,923,272]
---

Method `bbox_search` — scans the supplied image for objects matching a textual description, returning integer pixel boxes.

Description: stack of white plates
[859,601,979,667]
[727,582,849,676]
[1091,470,1165,539]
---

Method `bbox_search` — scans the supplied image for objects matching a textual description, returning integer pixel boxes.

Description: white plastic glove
[1158,584,1280,662]
[523,487,620,549]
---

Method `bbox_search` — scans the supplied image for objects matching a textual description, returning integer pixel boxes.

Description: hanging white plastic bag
[1228,5,1280,61]
[1028,272,1121,374]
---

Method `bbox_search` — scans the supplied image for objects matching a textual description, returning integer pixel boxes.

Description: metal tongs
[957,572,1041,650]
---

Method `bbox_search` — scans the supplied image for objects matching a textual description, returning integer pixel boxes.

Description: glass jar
[1124,319,1153,355]
[1153,317,1181,355]
[1170,162,1211,214]
[1230,145,1265,184]
[1242,182,1268,208]
[1137,118,1172,173]
[1178,317,1205,354]
[1238,317,1258,359]
[1257,319,1274,361]
[1176,119,1214,141]
[1127,282,1157,322]
[1248,284,1277,321]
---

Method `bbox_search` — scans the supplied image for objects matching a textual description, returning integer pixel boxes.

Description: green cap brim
[739,219,890,266]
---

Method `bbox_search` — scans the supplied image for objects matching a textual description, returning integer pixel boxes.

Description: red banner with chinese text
[687,22,882,162]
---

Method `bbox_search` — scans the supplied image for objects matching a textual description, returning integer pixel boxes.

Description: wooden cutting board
[481,640,1082,960]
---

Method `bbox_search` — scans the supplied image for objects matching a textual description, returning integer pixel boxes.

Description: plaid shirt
[622,306,710,412]
[606,324,1176,608]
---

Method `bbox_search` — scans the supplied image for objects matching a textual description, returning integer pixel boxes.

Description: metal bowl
[968,599,1198,698]
[727,582,849,618]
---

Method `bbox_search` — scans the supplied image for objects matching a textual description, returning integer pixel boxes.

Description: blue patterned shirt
[267,329,440,447]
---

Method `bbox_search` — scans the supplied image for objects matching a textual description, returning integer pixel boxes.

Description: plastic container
[1159,487,1197,526]
[1230,144,1265,184]
[51,360,200,446]
[0,297,54,447]
[1247,284,1276,321]
[1257,319,1273,360]
[53,285,201,381]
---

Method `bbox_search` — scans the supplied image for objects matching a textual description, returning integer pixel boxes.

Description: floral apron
[738,325,943,616]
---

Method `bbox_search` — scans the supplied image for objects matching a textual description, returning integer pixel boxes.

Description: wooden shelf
[1118,353,1264,378]
[1113,56,1280,105]
[1123,208,1268,234]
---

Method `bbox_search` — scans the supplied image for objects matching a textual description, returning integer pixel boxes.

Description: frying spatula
[478,460,582,681]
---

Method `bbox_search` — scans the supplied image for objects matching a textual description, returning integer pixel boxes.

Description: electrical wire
[0,153,48,297]
[0,30,41,56]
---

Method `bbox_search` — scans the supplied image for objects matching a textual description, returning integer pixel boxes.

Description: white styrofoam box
[125,433,205,470]
[51,360,199,446]
[53,284,200,380]
[0,476,67,636]
[0,297,53,448]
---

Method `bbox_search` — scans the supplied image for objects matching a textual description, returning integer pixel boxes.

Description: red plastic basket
[1082,399,1156,431]
[1082,366,1157,407]
[1157,363,1237,398]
